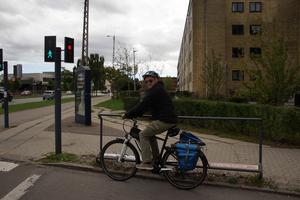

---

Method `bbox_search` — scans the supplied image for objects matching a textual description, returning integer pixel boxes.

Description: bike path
[0,106,299,194]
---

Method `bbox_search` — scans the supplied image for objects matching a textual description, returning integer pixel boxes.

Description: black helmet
[142,71,159,79]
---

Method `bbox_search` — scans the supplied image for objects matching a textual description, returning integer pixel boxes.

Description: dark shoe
[136,163,153,170]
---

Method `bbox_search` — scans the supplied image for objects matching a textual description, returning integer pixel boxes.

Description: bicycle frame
[119,126,173,172]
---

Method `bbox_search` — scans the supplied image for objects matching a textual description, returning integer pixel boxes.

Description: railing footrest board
[209,162,259,172]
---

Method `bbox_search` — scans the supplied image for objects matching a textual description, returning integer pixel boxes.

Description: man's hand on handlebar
[122,113,131,119]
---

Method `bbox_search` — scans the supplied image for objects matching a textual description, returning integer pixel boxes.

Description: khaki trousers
[139,120,175,163]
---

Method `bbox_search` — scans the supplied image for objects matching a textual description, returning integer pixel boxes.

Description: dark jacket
[125,82,177,124]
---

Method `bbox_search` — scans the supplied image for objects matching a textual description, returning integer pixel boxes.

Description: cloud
[0,0,189,77]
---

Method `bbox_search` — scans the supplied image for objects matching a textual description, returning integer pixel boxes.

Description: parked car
[0,89,13,102]
[42,90,55,100]
[21,90,32,96]
[65,90,72,95]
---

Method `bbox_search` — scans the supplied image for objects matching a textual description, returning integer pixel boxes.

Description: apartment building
[177,0,300,97]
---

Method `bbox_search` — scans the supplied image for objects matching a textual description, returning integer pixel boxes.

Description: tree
[163,77,174,91]
[47,79,55,90]
[89,54,106,92]
[138,55,164,79]
[115,47,134,91]
[105,67,133,92]
[244,25,300,106]
[201,50,225,100]
[61,68,74,91]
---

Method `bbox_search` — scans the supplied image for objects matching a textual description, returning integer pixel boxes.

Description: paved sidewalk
[0,105,299,193]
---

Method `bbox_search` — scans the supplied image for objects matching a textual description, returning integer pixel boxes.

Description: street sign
[44,36,56,62]
[64,37,74,63]
[0,49,3,71]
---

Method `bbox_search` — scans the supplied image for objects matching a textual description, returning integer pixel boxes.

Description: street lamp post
[133,49,137,91]
[106,35,115,68]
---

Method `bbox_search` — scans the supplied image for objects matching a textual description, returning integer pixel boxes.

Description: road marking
[0,161,18,172]
[0,174,41,200]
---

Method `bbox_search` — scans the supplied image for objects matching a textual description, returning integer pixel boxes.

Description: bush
[112,90,140,99]
[228,96,249,103]
[176,91,194,98]
[173,99,300,146]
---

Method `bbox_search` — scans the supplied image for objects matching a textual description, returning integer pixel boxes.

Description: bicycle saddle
[167,127,181,137]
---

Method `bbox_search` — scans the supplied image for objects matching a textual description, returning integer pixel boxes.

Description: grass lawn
[13,94,42,99]
[94,99,124,111]
[0,97,74,114]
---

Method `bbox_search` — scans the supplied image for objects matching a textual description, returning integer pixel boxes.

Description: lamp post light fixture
[106,35,115,68]
[133,49,137,91]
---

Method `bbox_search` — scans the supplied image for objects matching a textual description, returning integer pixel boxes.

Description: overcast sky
[0,0,189,78]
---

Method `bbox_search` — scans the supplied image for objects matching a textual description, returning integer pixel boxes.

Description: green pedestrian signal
[47,50,53,59]
[44,36,56,62]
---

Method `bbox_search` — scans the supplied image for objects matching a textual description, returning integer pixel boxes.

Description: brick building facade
[177,0,300,97]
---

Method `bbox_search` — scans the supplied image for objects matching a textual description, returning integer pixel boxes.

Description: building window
[250,2,262,12]
[232,2,244,12]
[250,25,262,35]
[232,48,244,58]
[232,25,244,35]
[250,47,262,57]
[232,70,244,81]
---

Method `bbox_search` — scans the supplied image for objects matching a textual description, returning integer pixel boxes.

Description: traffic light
[0,49,3,71]
[64,37,74,63]
[44,36,56,62]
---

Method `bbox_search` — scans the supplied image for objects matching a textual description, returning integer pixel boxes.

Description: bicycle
[99,119,208,190]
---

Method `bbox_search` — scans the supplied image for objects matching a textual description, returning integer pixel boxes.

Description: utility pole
[107,35,115,68]
[133,49,137,91]
[82,0,89,66]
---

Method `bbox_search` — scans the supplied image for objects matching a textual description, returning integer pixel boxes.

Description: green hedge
[122,98,300,145]
[174,100,300,145]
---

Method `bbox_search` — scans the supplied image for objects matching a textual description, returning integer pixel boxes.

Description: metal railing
[98,113,264,178]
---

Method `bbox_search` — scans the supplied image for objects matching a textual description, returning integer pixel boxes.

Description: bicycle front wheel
[100,139,140,181]
[163,149,208,190]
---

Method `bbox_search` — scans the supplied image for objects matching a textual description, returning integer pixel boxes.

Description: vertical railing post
[258,120,264,179]
[100,116,103,153]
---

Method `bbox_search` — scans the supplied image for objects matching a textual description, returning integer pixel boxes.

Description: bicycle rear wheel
[163,149,208,190]
[100,139,140,181]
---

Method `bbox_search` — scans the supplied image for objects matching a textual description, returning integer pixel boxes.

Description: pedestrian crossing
[0,161,41,200]
[0,161,18,172]
[0,174,41,200]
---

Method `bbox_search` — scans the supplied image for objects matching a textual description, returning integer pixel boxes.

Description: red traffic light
[67,44,72,51]
[64,37,74,63]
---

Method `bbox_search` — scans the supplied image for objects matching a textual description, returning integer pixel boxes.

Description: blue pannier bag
[175,143,199,170]
[179,131,206,146]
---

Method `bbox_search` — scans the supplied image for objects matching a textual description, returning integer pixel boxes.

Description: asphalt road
[0,161,298,200]
[10,95,74,105]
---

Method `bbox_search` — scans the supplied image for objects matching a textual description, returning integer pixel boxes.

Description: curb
[42,162,300,197]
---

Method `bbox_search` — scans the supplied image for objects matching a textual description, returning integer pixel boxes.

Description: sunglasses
[145,79,154,84]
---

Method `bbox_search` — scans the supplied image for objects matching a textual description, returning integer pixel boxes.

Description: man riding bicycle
[123,71,177,170]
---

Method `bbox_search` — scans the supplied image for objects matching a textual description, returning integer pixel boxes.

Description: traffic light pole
[3,61,9,128]
[55,47,62,154]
